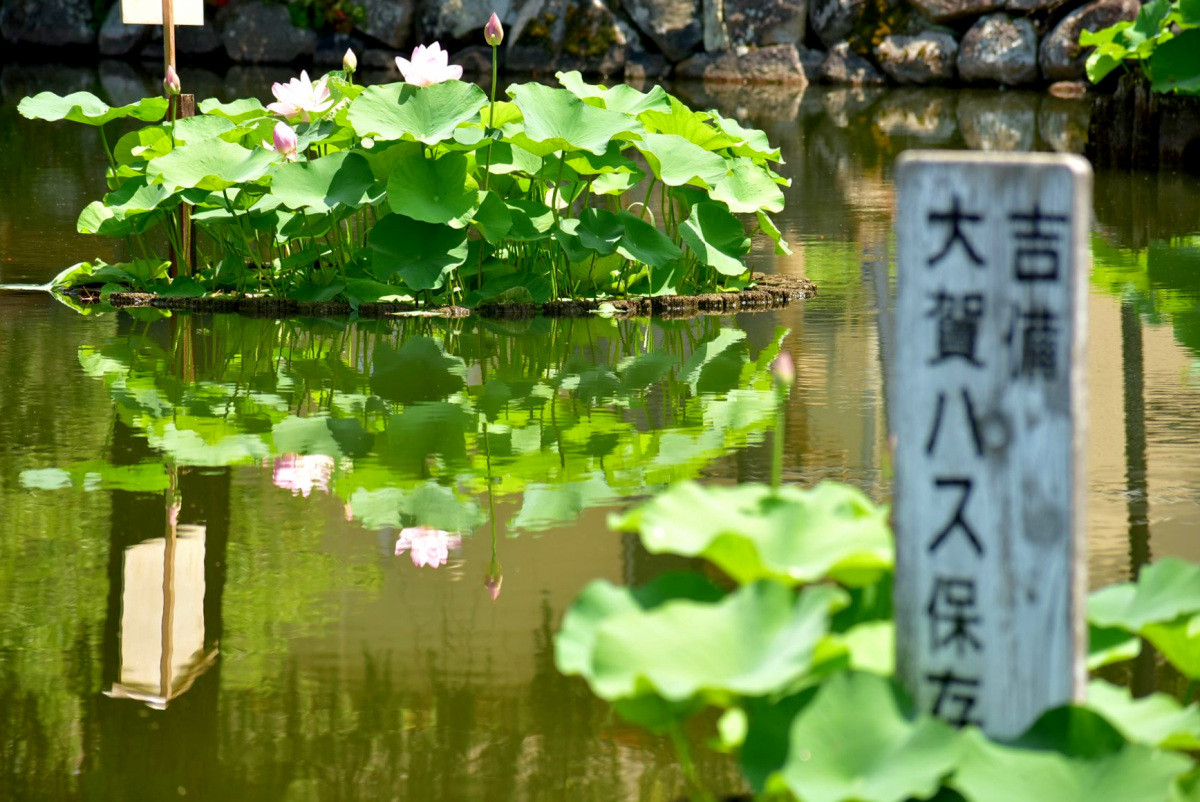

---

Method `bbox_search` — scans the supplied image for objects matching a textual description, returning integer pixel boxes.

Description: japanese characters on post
[892,152,1092,739]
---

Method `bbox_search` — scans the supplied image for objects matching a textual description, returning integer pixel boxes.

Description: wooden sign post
[892,151,1091,739]
[121,0,204,275]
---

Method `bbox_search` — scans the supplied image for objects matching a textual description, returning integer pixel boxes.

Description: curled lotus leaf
[635,133,729,189]
[18,91,168,126]
[611,480,892,587]
[555,70,671,115]
[711,157,786,214]
[679,201,753,277]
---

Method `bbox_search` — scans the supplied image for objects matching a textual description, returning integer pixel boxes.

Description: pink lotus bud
[163,65,181,96]
[343,48,357,73]
[271,121,299,160]
[772,351,795,387]
[484,12,504,46]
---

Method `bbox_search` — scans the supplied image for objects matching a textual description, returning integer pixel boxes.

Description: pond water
[3,62,1200,800]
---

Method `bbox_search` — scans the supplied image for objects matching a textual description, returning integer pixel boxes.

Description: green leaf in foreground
[1089,558,1200,677]
[1086,679,1200,751]
[776,672,959,802]
[385,146,480,226]
[557,578,845,704]
[147,138,276,191]
[610,481,892,587]
[269,151,377,214]
[950,707,1193,802]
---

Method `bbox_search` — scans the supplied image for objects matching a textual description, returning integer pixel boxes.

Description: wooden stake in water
[891,151,1091,739]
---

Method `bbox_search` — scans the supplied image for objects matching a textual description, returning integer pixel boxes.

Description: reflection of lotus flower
[395,43,463,87]
[395,526,462,568]
[273,454,334,498]
[267,70,334,121]
[266,121,299,160]
[484,558,503,600]
[772,351,795,387]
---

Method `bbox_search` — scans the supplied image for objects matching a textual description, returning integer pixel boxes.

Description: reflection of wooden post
[1121,301,1157,697]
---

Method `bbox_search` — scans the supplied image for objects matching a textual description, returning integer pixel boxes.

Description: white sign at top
[121,0,205,26]
[891,151,1091,740]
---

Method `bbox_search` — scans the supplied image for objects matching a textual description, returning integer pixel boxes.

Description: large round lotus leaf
[778,672,959,802]
[368,213,468,291]
[679,201,752,277]
[147,138,276,191]
[711,157,786,214]
[638,98,736,151]
[347,81,486,145]
[1086,679,1200,751]
[385,145,480,226]
[508,82,642,156]
[575,580,845,702]
[611,480,892,587]
[949,708,1193,802]
[615,210,682,268]
[77,202,139,237]
[18,91,169,126]
[270,151,377,214]
[635,133,728,188]
[171,114,237,145]
[555,70,671,115]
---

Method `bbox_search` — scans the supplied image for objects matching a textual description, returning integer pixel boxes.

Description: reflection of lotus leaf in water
[1092,235,1200,360]
[35,315,786,536]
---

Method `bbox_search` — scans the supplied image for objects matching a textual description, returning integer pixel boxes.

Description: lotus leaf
[1087,679,1200,751]
[347,81,487,145]
[368,214,469,291]
[776,672,959,802]
[18,91,168,126]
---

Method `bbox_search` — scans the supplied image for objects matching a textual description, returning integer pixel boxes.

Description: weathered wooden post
[121,0,204,275]
[892,151,1091,739]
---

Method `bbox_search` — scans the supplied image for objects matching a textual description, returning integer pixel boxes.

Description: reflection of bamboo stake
[161,507,177,703]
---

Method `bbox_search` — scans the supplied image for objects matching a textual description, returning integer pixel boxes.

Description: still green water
[2,63,1200,800]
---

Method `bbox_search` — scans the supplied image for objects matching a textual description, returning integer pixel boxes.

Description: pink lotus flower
[265,121,299,160]
[267,70,334,122]
[394,526,462,568]
[395,43,463,87]
[272,454,334,498]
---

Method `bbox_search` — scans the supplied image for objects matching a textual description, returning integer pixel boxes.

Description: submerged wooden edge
[63,273,816,320]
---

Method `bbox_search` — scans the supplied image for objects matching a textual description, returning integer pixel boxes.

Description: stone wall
[0,0,1140,87]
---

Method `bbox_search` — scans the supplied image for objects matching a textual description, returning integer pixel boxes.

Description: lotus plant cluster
[19,15,790,309]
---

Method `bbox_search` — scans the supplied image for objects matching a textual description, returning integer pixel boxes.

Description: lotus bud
[272,121,299,160]
[771,351,795,388]
[163,65,181,96]
[343,48,357,74]
[484,12,504,47]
